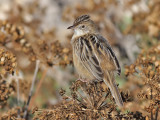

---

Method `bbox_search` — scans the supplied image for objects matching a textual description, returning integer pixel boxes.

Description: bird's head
[67,15,98,37]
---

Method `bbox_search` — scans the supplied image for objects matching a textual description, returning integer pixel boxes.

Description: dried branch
[23,60,40,119]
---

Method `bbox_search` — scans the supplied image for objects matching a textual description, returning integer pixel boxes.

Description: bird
[67,15,123,107]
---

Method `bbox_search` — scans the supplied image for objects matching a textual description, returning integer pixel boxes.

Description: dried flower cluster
[0,107,25,120]
[0,76,14,108]
[125,0,160,37]
[125,44,160,119]
[0,20,36,62]
[0,20,24,45]
[33,80,141,120]
[0,48,17,75]
[0,0,159,120]
[36,38,72,67]
[0,20,72,67]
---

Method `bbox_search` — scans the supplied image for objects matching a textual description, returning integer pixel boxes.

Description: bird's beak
[67,25,74,29]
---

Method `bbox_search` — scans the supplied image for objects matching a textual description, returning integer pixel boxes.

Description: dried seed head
[0,48,17,75]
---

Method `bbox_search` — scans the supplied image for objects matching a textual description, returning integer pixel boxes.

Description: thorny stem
[16,78,20,118]
[23,60,40,119]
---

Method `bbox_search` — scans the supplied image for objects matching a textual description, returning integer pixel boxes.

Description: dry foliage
[0,0,159,120]
[125,44,160,120]
[33,80,139,120]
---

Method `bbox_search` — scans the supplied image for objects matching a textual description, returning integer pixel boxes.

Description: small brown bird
[68,15,123,107]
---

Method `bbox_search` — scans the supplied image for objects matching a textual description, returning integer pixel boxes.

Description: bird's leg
[80,78,88,82]
[76,75,88,82]
[76,75,82,81]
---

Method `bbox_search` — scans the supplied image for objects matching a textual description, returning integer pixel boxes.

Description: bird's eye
[81,25,85,28]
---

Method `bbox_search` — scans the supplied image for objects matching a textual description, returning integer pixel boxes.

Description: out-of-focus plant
[125,44,160,120]
[0,0,160,119]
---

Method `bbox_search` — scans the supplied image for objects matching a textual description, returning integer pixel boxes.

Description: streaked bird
[68,15,123,107]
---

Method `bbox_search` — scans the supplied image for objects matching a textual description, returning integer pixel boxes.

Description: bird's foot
[76,78,88,83]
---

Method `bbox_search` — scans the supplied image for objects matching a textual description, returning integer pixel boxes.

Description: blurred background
[0,0,159,119]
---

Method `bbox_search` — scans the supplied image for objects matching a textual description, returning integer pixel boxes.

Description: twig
[150,88,153,120]
[80,85,93,108]
[16,78,20,118]
[155,106,159,120]
[23,60,40,119]
[97,92,109,109]
[29,68,48,109]
[76,91,88,105]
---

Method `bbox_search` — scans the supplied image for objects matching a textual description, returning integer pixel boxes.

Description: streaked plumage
[68,15,123,107]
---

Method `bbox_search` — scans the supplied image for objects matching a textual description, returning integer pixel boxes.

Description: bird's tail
[104,71,123,107]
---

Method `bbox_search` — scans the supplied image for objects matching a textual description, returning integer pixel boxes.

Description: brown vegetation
[0,0,159,120]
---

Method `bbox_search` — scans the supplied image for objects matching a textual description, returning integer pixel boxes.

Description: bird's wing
[74,36,104,81]
[94,34,121,75]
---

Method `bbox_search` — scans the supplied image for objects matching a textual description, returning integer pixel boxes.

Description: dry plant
[0,1,72,118]
[0,76,14,109]
[0,107,25,120]
[124,0,160,38]
[0,48,17,75]
[0,48,16,108]
[125,44,160,120]
[33,80,141,120]
[0,0,159,120]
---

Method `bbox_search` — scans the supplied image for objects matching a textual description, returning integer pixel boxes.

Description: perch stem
[16,78,20,118]
[150,88,153,120]
[155,106,159,120]
[23,60,40,119]
[29,68,48,109]
[80,85,93,108]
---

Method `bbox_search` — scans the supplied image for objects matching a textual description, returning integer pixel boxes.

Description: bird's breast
[72,41,95,80]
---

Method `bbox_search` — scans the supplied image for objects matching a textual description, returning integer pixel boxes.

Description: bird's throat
[72,29,88,39]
